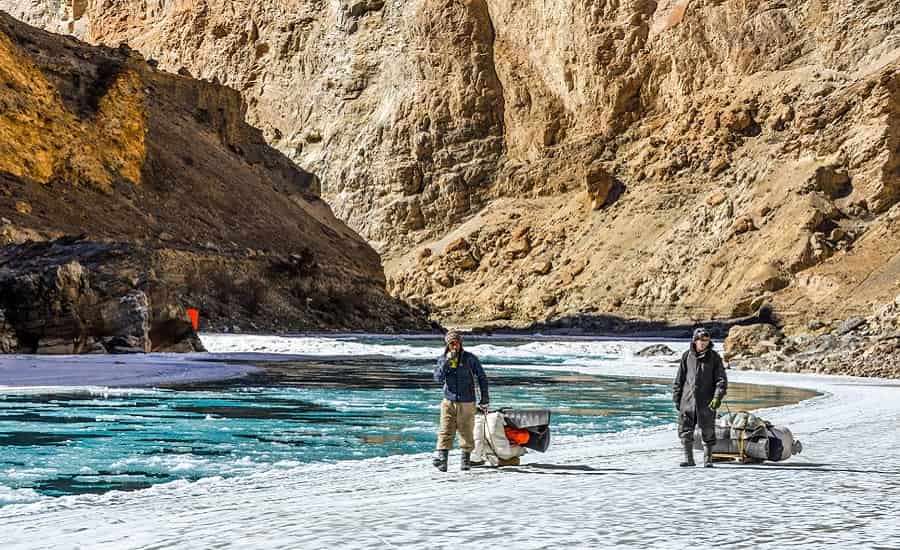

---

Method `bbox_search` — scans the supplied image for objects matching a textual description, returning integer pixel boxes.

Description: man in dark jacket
[432,331,489,472]
[673,327,728,468]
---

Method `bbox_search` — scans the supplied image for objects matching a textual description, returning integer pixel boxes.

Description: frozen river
[1,334,895,548]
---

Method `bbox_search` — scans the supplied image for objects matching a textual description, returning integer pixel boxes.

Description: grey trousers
[678,407,716,446]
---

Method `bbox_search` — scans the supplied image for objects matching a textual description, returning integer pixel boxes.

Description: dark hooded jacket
[434,349,489,404]
[673,343,727,412]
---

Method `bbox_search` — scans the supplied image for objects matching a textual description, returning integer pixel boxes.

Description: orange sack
[186,308,200,331]
[504,426,530,446]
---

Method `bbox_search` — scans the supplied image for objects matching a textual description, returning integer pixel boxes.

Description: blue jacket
[434,349,489,404]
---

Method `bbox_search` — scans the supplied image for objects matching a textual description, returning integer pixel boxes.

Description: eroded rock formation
[0,12,430,353]
[4,1,899,331]
[730,294,900,378]
[0,238,204,353]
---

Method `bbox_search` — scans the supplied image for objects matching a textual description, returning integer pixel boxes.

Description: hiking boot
[461,452,471,471]
[432,450,448,472]
[679,441,695,467]
[703,444,714,468]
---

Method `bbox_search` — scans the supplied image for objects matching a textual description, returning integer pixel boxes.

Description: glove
[709,396,722,410]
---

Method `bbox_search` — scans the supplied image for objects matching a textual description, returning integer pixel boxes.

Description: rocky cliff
[6,1,898,332]
[0,12,429,353]
[726,293,900,378]
[0,238,206,353]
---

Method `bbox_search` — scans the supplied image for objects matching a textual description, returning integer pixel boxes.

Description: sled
[694,411,803,464]
[472,408,551,467]
[710,452,765,464]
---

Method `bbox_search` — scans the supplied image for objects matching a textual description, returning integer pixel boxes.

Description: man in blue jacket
[432,330,489,472]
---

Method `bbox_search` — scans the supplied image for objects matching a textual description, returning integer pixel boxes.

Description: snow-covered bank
[200,332,683,363]
[0,332,671,390]
[0,354,259,389]
[2,356,898,548]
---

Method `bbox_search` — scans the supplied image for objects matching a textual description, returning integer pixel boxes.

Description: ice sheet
[2,335,898,548]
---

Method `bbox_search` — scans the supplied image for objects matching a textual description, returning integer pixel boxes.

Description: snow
[199,332,680,362]
[2,336,899,548]
[0,353,259,389]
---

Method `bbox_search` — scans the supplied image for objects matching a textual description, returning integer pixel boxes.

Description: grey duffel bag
[501,408,551,429]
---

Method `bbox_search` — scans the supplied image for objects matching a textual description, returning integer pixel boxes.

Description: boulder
[708,156,730,175]
[636,344,676,357]
[0,309,17,352]
[444,237,469,254]
[506,233,531,259]
[585,165,615,210]
[531,260,552,276]
[706,191,727,207]
[746,262,788,292]
[453,253,478,271]
[805,165,852,199]
[434,273,453,287]
[567,258,588,277]
[753,205,772,220]
[828,227,847,243]
[731,215,756,236]
[99,291,151,352]
[101,335,147,354]
[807,319,826,331]
[724,323,785,360]
[344,0,385,18]
[721,108,754,132]
[873,295,900,327]
[833,317,866,336]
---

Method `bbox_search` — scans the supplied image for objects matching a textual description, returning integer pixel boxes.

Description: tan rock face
[724,324,785,361]
[7,0,900,330]
[11,0,507,255]
[0,32,146,190]
[0,13,429,342]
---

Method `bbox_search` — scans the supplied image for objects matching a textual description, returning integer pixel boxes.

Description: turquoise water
[0,337,811,501]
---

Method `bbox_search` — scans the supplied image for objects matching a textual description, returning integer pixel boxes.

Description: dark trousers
[678,407,716,446]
